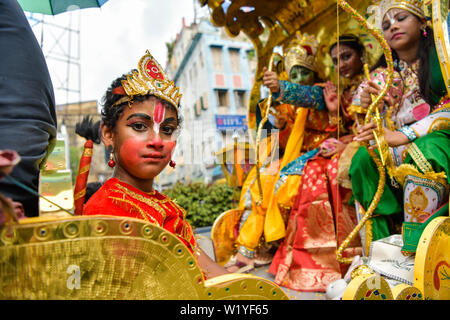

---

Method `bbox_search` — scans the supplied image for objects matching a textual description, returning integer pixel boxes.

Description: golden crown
[119,50,182,109]
[367,0,425,30]
[283,32,319,74]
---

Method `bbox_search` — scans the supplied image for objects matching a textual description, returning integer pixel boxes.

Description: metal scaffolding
[26,12,81,107]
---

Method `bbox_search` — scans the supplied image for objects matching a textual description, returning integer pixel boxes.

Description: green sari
[349,46,450,255]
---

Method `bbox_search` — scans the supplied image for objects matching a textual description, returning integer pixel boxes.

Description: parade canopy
[17,0,109,15]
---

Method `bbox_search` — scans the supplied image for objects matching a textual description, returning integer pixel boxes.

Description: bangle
[238,245,255,259]
[397,126,417,142]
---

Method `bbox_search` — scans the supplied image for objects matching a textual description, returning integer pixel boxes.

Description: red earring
[169,160,176,168]
[423,28,428,37]
[108,150,116,168]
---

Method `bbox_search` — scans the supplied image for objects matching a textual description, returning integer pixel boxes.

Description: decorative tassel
[73,116,101,215]
[73,140,93,215]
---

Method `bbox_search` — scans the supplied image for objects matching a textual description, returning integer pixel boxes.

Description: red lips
[143,152,164,159]
[391,32,404,40]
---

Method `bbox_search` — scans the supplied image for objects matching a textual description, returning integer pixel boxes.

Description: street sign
[215,114,248,130]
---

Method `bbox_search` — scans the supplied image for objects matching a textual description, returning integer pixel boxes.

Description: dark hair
[75,115,101,144]
[85,181,103,203]
[329,34,365,57]
[371,22,434,106]
[101,71,182,130]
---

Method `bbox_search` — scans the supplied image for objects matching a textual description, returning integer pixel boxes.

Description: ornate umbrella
[17,0,109,15]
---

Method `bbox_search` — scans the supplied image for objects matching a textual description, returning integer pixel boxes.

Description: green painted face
[289,66,315,85]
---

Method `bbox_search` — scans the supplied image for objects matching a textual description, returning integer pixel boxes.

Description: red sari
[83,178,197,253]
[269,155,361,292]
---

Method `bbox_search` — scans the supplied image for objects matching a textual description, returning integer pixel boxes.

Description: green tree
[163,181,236,228]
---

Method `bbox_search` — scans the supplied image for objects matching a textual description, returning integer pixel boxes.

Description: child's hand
[262,67,280,93]
[323,81,339,113]
[353,122,409,148]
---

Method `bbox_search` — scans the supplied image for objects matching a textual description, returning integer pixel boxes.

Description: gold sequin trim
[114,183,167,222]
[78,164,91,175]
[82,148,93,157]
[407,143,433,173]
[109,196,160,226]
[74,189,86,201]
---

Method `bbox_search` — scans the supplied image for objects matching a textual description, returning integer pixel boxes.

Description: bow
[335,0,395,263]
[254,52,277,205]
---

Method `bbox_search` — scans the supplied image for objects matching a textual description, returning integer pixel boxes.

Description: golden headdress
[367,0,426,30]
[112,50,182,109]
[283,32,319,75]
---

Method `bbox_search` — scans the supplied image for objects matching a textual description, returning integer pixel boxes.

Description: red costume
[83,178,197,253]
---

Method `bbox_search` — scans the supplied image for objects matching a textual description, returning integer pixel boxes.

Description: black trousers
[0,0,57,217]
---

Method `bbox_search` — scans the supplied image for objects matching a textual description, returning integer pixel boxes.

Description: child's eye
[128,122,147,131]
[397,15,407,22]
[161,125,176,135]
[342,53,351,61]
[382,22,390,31]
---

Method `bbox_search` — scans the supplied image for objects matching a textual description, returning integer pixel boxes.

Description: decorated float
[207,0,450,300]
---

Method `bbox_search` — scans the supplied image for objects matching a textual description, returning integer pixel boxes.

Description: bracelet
[238,245,255,259]
[398,125,418,142]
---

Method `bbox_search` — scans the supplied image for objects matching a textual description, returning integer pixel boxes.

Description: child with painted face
[83,51,228,278]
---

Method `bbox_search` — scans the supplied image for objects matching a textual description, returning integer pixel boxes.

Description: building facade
[160,18,256,188]
[55,100,109,185]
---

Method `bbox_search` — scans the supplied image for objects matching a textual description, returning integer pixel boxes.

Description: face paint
[152,101,166,134]
[119,138,146,168]
[164,140,177,158]
[289,66,315,85]
[384,11,397,28]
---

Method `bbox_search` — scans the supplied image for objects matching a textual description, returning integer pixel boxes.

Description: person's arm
[354,122,408,148]
[275,80,326,111]
[353,104,450,149]
[262,67,325,111]
[398,104,450,142]
[196,248,229,278]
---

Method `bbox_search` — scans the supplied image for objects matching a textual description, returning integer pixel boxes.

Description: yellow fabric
[237,159,281,249]
[274,175,303,212]
[237,108,308,249]
[265,108,308,242]
[237,136,273,211]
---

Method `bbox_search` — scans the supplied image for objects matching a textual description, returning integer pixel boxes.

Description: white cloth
[366,234,415,285]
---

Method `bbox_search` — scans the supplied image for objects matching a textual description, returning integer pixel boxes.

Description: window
[229,48,240,73]
[192,62,197,78]
[211,46,223,72]
[234,90,246,108]
[216,89,229,107]
[199,51,204,69]
[246,49,256,74]
[200,95,207,110]
[194,102,201,117]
